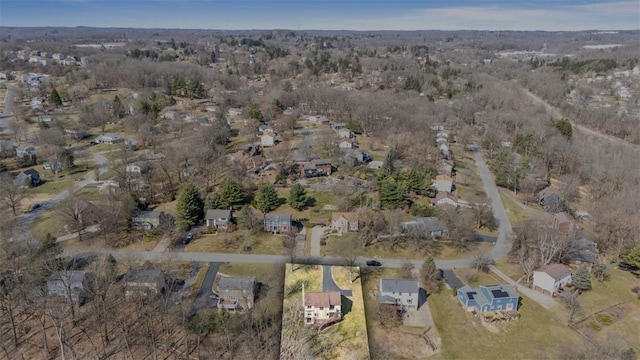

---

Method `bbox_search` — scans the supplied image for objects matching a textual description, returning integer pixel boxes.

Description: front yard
[185,230,289,255]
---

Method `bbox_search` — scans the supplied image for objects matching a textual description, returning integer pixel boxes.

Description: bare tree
[536,228,565,266]
[562,291,581,323]
[517,246,537,284]
[0,174,28,216]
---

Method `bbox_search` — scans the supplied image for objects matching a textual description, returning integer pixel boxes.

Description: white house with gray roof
[264,213,292,234]
[378,279,420,310]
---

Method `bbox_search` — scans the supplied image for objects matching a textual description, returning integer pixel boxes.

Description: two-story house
[533,263,572,296]
[457,284,519,312]
[566,238,599,270]
[124,269,166,300]
[304,291,342,326]
[205,209,232,230]
[264,213,292,234]
[215,276,256,311]
[378,279,420,310]
[331,212,359,234]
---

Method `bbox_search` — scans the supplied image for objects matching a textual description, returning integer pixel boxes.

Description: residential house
[43,160,62,171]
[283,108,298,117]
[95,133,122,144]
[432,175,453,194]
[258,124,274,135]
[47,271,95,304]
[228,108,243,117]
[436,130,449,139]
[344,148,370,166]
[436,159,454,177]
[0,140,14,157]
[126,162,148,176]
[124,138,139,150]
[367,161,383,169]
[331,212,359,234]
[215,276,256,311]
[338,138,357,149]
[39,115,55,123]
[551,212,578,235]
[264,213,292,234]
[304,291,342,325]
[439,142,450,153]
[575,211,591,222]
[124,269,166,300]
[537,186,561,210]
[533,264,572,296]
[378,279,420,310]
[337,129,353,139]
[431,192,458,208]
[298,159,332,178]
[131,211,167,230]
[64,128,87,140]
[457,284,519,312]
[566,238,599,270]
[16,146,37,158]
[31,98,44,110]
[261,133,275,147]
[436,136,448,144]
[308,115,329,123]
[98,180,120,195]
[402,217,447,237]
[205,209,232,230]
[14,169,42,187]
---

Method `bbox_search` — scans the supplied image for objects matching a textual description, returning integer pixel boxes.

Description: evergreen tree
[378,180,407,209]
[420,256,441,293]
[288,184,308,210]
[206,193,225,210]
[247,103,264,122]
[237,204,261,231]
[50,88,63,107]
[254,184,279,213]
[217,179,245,209]
[175,183,204,230]
[380,150,396,177]
[625,243,640,268]
[573,265,592,291]
[554,118,573,139]
[113,95,125,119]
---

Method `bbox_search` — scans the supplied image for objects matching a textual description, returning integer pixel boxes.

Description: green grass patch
[578,269,640,314]
[499,192,529,227]
[185,230,288,255]
[27,178,73,195]
[31,211,67,239]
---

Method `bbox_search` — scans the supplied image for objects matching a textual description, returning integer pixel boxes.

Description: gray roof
[48,271,91,284]
[380,278,419,294]
[133,211,161,220]
[264,213,292,222]
[402,217,447,234]
[206,209,231,219]
[125,269,165,283]
[218,276,256,291]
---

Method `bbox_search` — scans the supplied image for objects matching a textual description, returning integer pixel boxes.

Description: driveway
[490,265,557,310]
[188,262,221,317]
[322,265,352,296]
[403,289,434,327]
[310,225,324,256]
[442,270,464,289]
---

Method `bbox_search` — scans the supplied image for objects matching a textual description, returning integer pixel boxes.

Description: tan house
[331,212,359,234]
[532,264,572,296]
[215,276,256,311]
[304,291,342,326]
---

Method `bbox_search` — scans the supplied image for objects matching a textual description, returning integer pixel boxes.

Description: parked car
[182,232,193,245]
[366,260,382,267]
[31,203,41,212]
[618,262,639,272]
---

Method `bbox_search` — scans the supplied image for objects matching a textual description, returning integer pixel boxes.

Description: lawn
[499,192,529,227]
[577,269,640,315]
[185,230,288,255]
[321,232,492,260]
[275,188,336,224]
[31,211,67,239]
[429,288,584,359]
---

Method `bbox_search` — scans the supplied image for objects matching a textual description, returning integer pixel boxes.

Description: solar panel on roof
[467,291,477,300]
[491,289,510,298]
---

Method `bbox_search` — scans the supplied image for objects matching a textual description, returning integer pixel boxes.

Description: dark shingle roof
[218,276,255,291]
[380,279,419,294]
[264,213,291,223]
[206,209,231,219]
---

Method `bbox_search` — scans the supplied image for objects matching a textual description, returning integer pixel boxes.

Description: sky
[0,0,638,31]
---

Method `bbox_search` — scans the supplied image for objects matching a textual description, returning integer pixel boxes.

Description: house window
[273,225,278,231]
[330,305,334,310]
[407,299,412,304]
[307,305,312,309]
[319,307,324,310]
[506,303,514,310]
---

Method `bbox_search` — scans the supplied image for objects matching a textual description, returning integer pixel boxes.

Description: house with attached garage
[457,284,519,312]
[205,209,232,230]
[378,278,420,310]
[264,213,292,234]
[304,291,342,326]
[14,169,42,187]
[331,212,359,234]
[533,263,572,296]
[215,276,256,311]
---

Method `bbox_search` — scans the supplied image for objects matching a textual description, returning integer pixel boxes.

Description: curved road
[12,151,109,240]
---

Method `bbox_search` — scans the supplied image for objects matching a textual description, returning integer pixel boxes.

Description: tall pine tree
[50,88,63,107]
[573,265,592,291]
[379,180,407,209]
[217,179,245,209]
[420,256,441,293]
[176,183,204,230]
[288,184,308,210]
[254,184,279,213]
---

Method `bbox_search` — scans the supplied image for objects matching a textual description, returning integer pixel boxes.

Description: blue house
[457,284,519,312]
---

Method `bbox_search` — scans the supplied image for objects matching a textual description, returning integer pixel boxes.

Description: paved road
[471,146,513,262]
[310,225,324,256]
[0,84,16,134]
[490,265,557,309]
[188,262,221,317]
[11,151,109,241]
[521,85,640,155]
[322,265,352,296]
